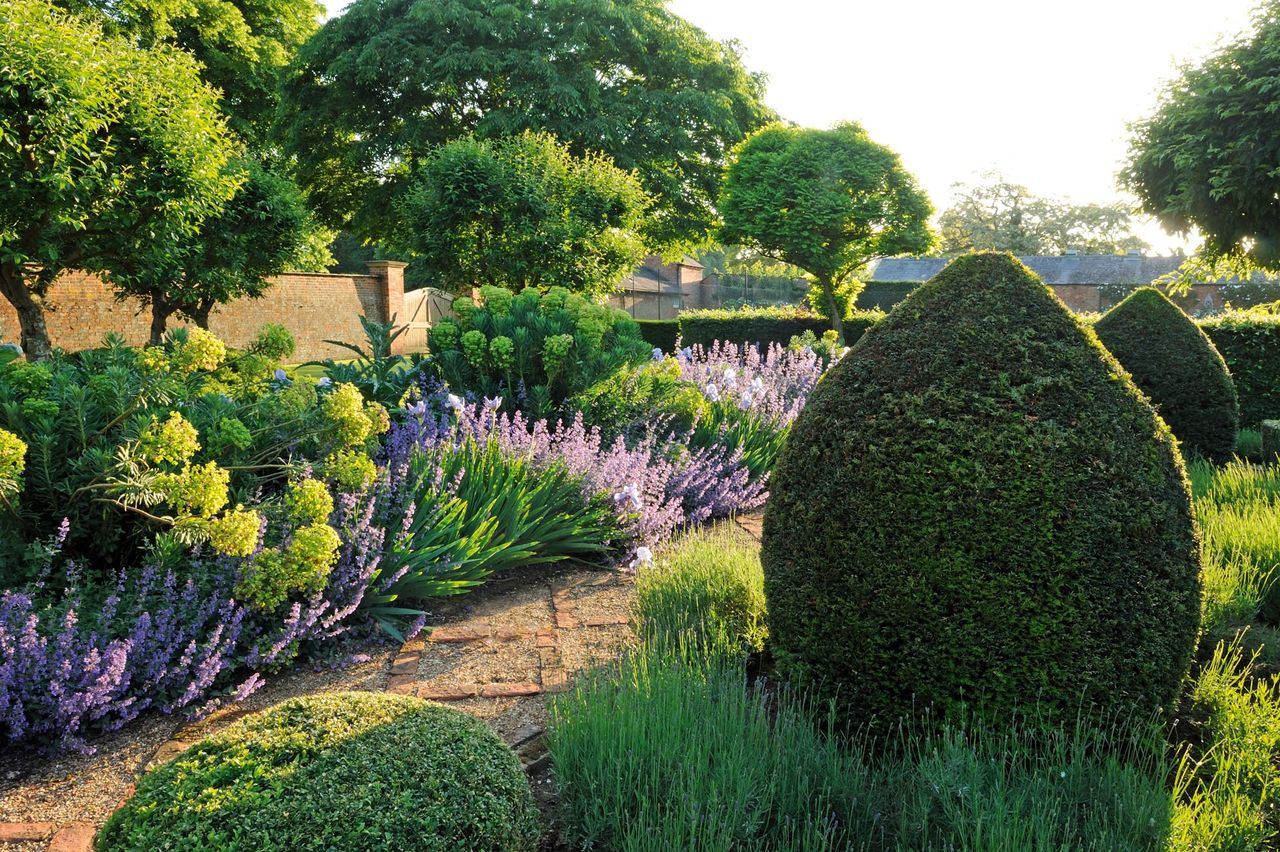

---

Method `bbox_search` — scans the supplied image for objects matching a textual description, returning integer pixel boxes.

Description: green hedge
[763,252,1202,733]
[677,306,882,349]
[856,280,919,311]
[636,319,681,353]
[98,692,541,851]
[1198,311,1280,428]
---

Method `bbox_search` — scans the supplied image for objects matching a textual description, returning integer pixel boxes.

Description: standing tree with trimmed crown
[0,0,239,359]
[718,123,934,339]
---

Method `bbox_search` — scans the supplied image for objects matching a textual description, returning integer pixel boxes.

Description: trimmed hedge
[1096,288,1239,462]
[636,319,680,353]
[678,305,883,349]
[1199,311,1280,429]
[856,280,919,311]
[97,692,541,851]
[762,252,1202,733]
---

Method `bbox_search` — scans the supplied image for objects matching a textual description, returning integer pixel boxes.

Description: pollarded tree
[762,252,1202,733]
[108,158,322,343]
[718,122,934,339]
[395,133,650,299]
[1095,287,1239,461]
[1123,1,1280,270]
[278,0,774,250]
[0,0,239,360]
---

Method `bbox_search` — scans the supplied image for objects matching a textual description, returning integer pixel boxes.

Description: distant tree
[718,123,934,338]
[395,132,650,299]
[108,159,323,342]
[0,0,239,360]
[939,173,1148,256]
[53,0,322,146]
[1123,2,1280,271]
[278,0,774,250]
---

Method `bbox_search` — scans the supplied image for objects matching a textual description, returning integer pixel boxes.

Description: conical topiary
[762,252,1202,732]
[1095,287,1239,462]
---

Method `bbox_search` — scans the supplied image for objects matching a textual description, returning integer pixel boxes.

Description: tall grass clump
[633,525,766,659]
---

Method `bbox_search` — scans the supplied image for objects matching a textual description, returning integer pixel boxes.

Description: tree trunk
[191,300,214,330]
[149,297,175,346]
[0,263,53,360]
[821,278,845,341]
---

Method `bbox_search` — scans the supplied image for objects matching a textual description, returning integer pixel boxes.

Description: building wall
[0,262,408,361]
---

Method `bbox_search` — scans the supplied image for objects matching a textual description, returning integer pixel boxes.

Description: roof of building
[871,253,1189,285]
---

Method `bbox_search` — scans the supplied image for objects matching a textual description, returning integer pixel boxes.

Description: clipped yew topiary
[97,692,541,851]
[762,252,1202,733]
[1095,287,1239,461]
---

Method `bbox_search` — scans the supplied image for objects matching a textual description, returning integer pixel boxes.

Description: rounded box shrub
[97,692,541,851]
[1095,287,1239,461]
[762,252,1203,732]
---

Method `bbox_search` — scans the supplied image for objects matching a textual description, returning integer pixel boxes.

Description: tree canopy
[108,158,322,342]
[1123,2,1280,270]
[394,132,650,299]
[53,0,322,145]
[0,0,239,359]
[718,122,934,337]
[278,0,774,251]
[939,173,1148,256]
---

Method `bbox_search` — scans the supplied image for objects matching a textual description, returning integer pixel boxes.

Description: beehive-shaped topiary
[762,252,1202,732]
[1095,287,1239,462]
[97,692,542,851]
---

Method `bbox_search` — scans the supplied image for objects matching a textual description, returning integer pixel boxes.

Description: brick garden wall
[0,261,408,362]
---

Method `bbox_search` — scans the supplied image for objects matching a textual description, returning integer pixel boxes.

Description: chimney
[1064,248,1079,256]
[1126,249,1142,257]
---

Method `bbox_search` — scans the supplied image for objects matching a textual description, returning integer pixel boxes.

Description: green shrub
[573,358,707,441]
[97,692,540,851]
[635,319,680,353]
[855,280,919,311]
[763,252,1203,733]
[1095,287,1239,461]
[548,644,1171,852]
[427,285,650,419]
[678,304,883,348]
[634,525,767,658]
[1199,309,1280,428]
[0,327,382,581]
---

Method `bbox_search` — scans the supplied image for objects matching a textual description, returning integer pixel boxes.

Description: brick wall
[0,261,408,362]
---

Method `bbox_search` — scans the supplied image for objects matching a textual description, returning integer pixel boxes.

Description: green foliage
[0,329,378,578]
[634,525,766,659]
[235,522,340,610]
[690,401,789,483]
[763,252,1203,733]
[939,171,1148,256]
[1096,288,1239,462]
[549,641,1171,851]
[108,158,327,342]
[396,132,650,299]
[718,122,933,337]
[427,286,650,420]
[1199,310,1280,428]
[382,439,621,600]
[1123,2,1280,271]
[307,315,426,409]
[574,359,707,442]
[0,0,239,359]
[855,280,918,311]
[678,305,882,349]
[98,692,541,851]
[635,320,681,354]
[280,0,773,249]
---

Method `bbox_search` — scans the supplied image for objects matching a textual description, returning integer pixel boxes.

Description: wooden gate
[400,288,454,352]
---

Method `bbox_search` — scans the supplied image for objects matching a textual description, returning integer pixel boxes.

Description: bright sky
[321,0,1260,254]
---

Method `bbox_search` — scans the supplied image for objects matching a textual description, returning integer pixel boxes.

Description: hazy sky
[321,0,1261,252]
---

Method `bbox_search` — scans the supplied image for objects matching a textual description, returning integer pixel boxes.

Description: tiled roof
[871,254,1191,285]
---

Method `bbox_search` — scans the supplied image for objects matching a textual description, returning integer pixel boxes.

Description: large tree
[718,123,934,338]
[939,173,1148,256]
[108,159,322,342]
[1123,2,1280,270]
[54,0,322,146]
[278,0,774,251]
[395,132,649,299]
[0,0,239,360]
